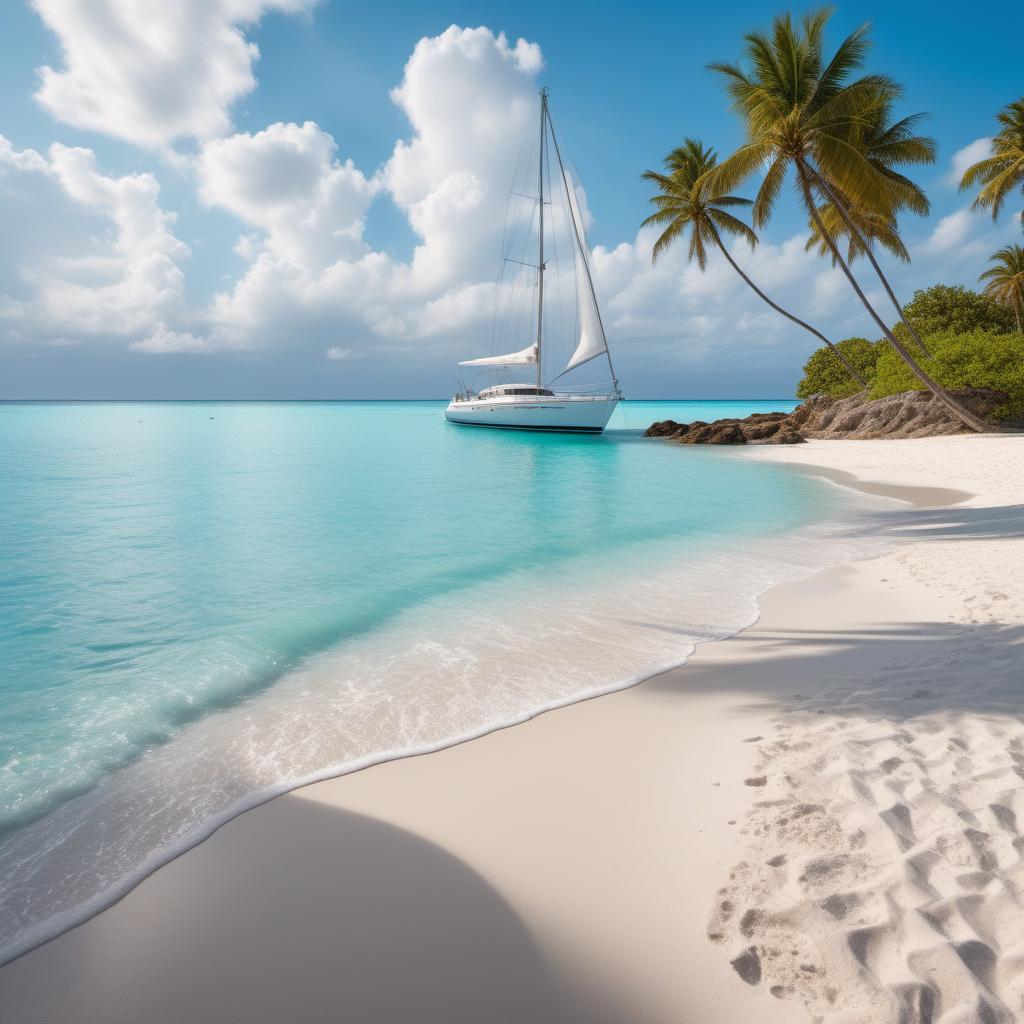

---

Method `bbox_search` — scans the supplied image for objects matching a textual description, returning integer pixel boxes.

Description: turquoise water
[0,399,890,962]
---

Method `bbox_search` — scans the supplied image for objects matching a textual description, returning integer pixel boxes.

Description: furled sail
[459,342,537,367]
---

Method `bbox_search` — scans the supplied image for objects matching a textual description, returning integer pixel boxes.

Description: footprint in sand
[710,632,1024,1022]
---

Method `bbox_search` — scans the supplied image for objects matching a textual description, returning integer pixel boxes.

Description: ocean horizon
[0,399,895,963]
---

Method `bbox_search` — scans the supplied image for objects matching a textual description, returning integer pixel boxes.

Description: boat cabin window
[478,386,555,398]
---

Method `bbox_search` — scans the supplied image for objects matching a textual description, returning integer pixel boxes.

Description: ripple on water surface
[0,400,896,963]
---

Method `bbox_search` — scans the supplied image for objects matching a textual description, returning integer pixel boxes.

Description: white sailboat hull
[444,394,618,433]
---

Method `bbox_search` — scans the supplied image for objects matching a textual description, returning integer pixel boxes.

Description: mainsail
[456,88,616,389]
[459,343,537,367]
[552,141,609,377]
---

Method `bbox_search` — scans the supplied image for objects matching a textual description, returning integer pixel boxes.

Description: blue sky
[0,1,1020,399]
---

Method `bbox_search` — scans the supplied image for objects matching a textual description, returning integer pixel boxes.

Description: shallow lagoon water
[0,399,894,962]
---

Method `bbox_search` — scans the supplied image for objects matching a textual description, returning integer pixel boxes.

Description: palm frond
[958,153,1000,190]
[712,195,755,208]
[752,156,787,229]
[707,208,759,248]
[813,21,873,109]
[704,142,771,197]
[650,218,688,263]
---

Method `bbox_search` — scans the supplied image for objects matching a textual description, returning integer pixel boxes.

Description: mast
[534,87,547,389]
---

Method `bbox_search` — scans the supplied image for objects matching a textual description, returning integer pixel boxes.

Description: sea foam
[0,471,897,966]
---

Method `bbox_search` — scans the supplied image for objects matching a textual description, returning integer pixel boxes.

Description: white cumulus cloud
[7,16,1013,396]
[31,0,318,148]
[926,208,977,252]
[0,136,190,345]
[199,25,547,355]
[385,25,544,292]
[947,137,992,186]
[199,121,378,269]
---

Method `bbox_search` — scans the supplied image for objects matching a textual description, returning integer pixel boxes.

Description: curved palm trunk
[810,169,932,358]
[797,165,993,433]
[1015,293,1022,334]
[711,234,868,387]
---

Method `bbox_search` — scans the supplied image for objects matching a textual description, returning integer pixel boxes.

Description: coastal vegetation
[643,9,1024,433]
[796,284,1024,420]
[704,10,993,428]
[795,337,878,399]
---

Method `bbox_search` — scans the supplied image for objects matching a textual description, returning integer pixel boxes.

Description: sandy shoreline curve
[1,434,1020,1023]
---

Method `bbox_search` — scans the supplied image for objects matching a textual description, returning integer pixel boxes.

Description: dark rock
[703,422,746,445]
[645,419,687,437]
[795,387,1009,439]
[744,412,790,424]
[642,387,1012,445]
[672,420,748,444]
[739,418,784,440]
[762,424,805,445]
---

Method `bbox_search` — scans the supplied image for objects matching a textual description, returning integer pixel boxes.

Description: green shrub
[893,284,1016,346]
[795,337,880,399]
[870,329,1024,419]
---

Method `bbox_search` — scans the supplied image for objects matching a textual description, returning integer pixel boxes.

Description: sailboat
[445,88,621,433]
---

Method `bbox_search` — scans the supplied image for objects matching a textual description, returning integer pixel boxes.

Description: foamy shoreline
[1,435,1021,1023]
[0,453,891,970]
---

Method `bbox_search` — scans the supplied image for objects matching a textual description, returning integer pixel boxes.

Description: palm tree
[960,99,1024,230]
[641,139,867,385]
[806,200,909,265]
[803,97,934,356]
[979,244,1024,333]
[707,9,990,432]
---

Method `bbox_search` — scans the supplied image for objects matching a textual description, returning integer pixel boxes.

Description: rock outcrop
[646,413,803,445]
[644,388,1011,444]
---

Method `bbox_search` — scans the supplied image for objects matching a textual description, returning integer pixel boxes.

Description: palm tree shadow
[0,800,633,1024]
[641,619,1024,722]
[870,503,1024,541]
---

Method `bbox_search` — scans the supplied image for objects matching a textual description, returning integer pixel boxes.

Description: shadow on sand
[871,502,1024,541]
[640,617,1024,721]
[0,798,630,1024]
[630,494,1024,715]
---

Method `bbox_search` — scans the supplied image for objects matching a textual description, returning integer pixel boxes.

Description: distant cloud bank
[2,5,1020,395]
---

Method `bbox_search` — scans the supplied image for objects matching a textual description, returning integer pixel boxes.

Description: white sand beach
[1,435,1022,1023]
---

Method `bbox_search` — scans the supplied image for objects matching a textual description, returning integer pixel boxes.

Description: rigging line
[511,172,540,284]
[491,252,507,352]
[535,88,547,390]
[494,141,526,354]
[495,129,536,355]
[503,194,540,350]
[546,101,620,391]
[497,171,539,356]
[502,131,531,256]
[545,117,566,372]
